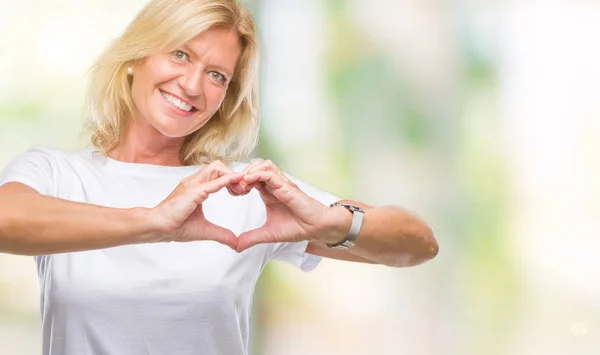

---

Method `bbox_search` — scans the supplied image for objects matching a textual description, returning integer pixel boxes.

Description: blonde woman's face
[129,27,241,138]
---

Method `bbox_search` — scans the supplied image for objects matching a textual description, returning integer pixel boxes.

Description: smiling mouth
[160,90,198,112]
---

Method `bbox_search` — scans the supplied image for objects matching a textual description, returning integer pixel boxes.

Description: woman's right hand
[148,161,245,249]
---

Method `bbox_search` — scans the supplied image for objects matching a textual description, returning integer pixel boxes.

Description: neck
[108,120,187,166]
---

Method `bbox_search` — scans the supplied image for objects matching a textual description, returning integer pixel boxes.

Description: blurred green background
[1,1,599,354]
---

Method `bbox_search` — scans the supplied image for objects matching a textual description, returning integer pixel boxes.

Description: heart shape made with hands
[202,159,335,253]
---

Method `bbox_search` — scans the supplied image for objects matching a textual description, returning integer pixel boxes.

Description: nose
[176,66,204,97]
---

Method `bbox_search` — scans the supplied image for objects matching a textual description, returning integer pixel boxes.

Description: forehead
[183,27,242,71]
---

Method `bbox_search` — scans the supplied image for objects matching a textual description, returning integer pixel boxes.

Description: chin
[146,110,213,139]
[155,125,191,138]
[145,119,186,138]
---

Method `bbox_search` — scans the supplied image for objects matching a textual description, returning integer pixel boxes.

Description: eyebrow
[181,44,234,78]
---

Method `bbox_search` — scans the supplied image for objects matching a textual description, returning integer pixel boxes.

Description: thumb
[200,220,239,250]
[236,226,277,253]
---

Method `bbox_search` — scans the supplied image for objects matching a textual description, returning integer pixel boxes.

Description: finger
[232,177,261,195]
[246,160,296,187]
[242,181,261,194]
[245,159,277,175]
[201,221,238,250]
[226,181,255,197]
[243,170,286,190]
[226,181,258,197]
[193,160,233,182]
[226,182,245,196]
[203,172,244,194]
[244,171,315,211]
[236,227,277,253]
[208,160,233,180]
[242,158,265,175]
[192,172,244,204]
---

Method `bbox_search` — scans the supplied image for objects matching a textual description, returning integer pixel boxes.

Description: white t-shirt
[0,147,340,355]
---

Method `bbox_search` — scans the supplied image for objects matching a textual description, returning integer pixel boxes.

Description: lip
[159,89,198,117]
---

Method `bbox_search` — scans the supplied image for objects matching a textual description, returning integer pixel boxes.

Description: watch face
[335,203,364,213]
[348,205,365,213]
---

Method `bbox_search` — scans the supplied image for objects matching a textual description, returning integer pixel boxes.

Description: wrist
[315,204,352,245]
[129,207,164,244]
[324,202,365,249]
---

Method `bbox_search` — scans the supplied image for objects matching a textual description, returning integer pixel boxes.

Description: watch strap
[326,202,365,249]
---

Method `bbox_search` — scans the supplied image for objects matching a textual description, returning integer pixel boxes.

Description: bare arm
[307,200,439,267]
[233,160,438,267]
[0,161,247,256]
[0,182,154,255]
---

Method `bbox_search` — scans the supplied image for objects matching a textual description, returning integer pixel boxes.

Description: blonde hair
[85,0,259,164]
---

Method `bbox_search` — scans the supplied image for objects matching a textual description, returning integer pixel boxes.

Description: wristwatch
[326,202,365,249]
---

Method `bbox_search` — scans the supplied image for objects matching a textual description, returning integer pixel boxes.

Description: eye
[171,50,189,62]
[208,71,227,84]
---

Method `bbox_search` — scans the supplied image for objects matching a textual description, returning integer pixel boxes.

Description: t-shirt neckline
[88,147,203,176]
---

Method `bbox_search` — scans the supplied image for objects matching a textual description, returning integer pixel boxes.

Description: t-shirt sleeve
[0,147,55,196]
[267,174,342,272]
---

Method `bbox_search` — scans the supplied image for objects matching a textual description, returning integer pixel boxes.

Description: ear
[126,58,144,74]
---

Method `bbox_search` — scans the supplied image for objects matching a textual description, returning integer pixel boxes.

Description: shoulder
[1,146,97,180]
[0,146,64,195]
[1,146,58,172]
[12,145,92,163]
[16,145,57,160]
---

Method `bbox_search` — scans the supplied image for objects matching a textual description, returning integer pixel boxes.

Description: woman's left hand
[235,160,348,252]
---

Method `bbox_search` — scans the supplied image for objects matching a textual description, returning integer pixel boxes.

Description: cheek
[205,85,227,110]
[129,81,143,110]
[130,75,152,107]
[131,59,170,108]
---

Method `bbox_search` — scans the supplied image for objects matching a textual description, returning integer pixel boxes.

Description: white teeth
[161,91,193,112]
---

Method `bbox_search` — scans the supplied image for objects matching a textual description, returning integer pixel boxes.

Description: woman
[0,0,438,354]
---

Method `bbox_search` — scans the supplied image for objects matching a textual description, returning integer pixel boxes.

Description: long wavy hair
[85,0,259,164]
